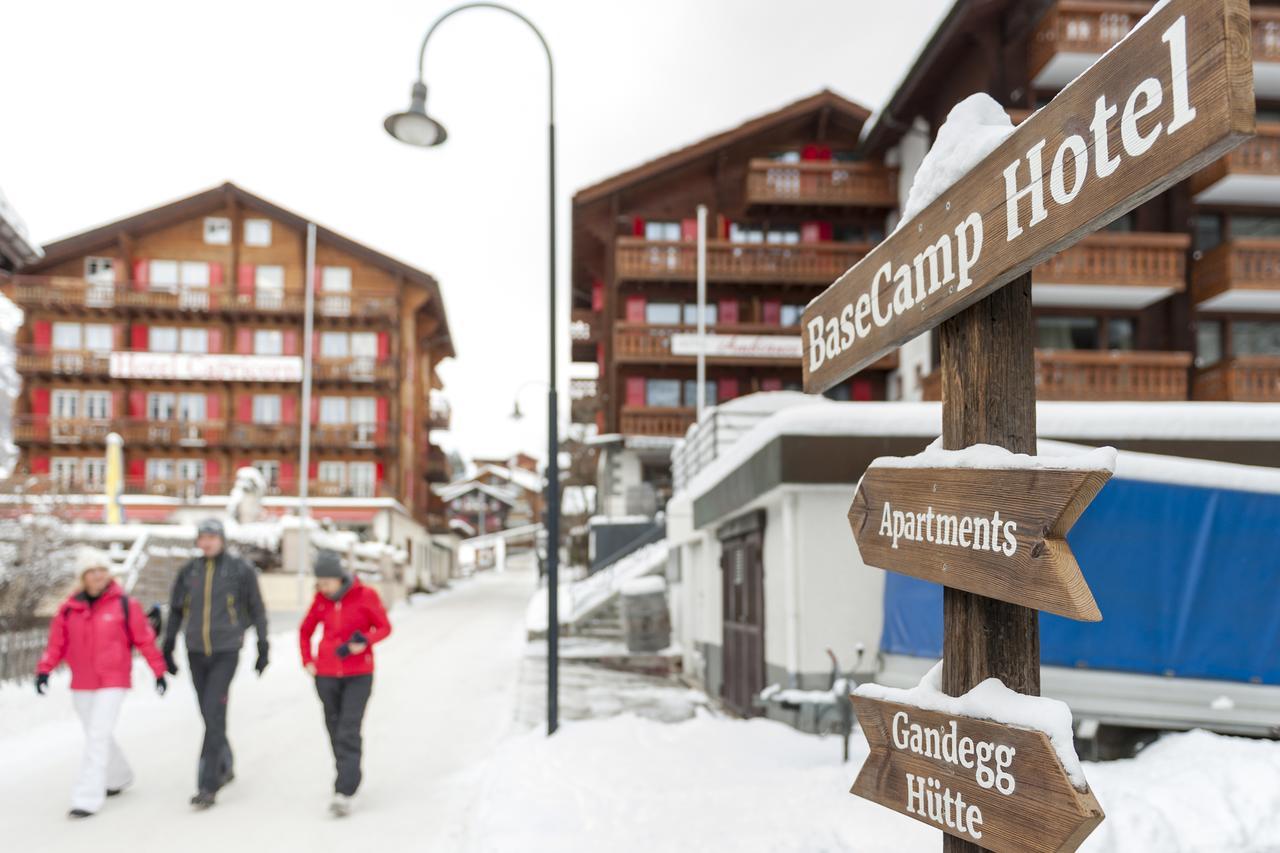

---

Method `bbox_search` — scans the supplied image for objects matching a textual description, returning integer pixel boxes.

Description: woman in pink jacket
[36,546,168,819]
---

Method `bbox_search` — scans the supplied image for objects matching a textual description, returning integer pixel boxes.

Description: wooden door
[721,514,765,717]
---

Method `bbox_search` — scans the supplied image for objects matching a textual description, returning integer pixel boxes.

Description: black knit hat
[313,550,346,579]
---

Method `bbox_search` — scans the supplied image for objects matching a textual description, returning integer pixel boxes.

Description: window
[321,266,352,291]
[52,458,80,488]
[769,150,802,164]
[252,395,282,424]
[645,302,682,325]
[1036,316,1099,350]
[682,304,717,326]
[52,323,82,351]
[682,380,717,408]
[244,218,272,247]
[729,223,764,244]
[350,398,377,435]
[84,324,113,352]
[347,462,376,498]
[1193,214,1223,254]
[765,228,800,245]
[319,397,348,424]
[254,329,283,356]
[83,392,111,420]
[645,379,682,408]
[644,221,681,241]
[51,390,79,419]
[149,260,180,293]
[179,328,209,354]
[179,261,210,287]
[320,332,349,357]
[178,394,206,422]
[1107,318,1136,351]
[148,393,177,421]
[85,257,115,284]
[780,304,806,327]
[1232,321,1280,357]
[1230,215,1280,239]
[256,265,285,308]
[253,460,281,489]
[176,459,205,483]
[824,383,852,402]
[835,224,884,244]
[1196,320,1223,368]
[83,459,106,491]
[204,217,231,245]
[1102,213,1135,233]
[147,459,177,482]
[317,461,345,484]
[150,327,179,353]
[351,333,377,359]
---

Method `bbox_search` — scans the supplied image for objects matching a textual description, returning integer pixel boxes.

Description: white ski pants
[70,688,132,813]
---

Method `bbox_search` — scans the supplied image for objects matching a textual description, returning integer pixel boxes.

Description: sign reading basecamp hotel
[109,352,304,383]
[848,443,1114,621]
[851,689,1104,853]
[801,0,1255,392]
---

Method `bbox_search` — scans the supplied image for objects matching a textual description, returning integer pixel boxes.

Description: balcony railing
[312,357,397,383]
[1028,1,1158,85]
[745,160,898,208]
[570,308,600,343]
[1191,239,1280,309]
[119,420,226,448]
[620,407,697,438]
[615,238,870,284]
[312,423,394,449]
[1033,232,1189,289]
[1255,8,1280,63]
[14,416,115,444]
[922,350,1191,401]
[17,349,113,377]
[1190,123,1280,199]
[119,477,396,499]
[1193,356,1280,402]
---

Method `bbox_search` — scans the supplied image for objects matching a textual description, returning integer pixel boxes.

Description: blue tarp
[879,478,1280,685]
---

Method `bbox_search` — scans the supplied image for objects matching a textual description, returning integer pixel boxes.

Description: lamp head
[510,400,524,421]
[384,82,447,147]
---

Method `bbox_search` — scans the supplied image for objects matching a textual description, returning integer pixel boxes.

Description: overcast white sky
[0,0,951,462]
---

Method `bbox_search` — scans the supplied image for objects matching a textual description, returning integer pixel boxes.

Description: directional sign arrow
[851,695,1105,853]
[848,465,1110,621]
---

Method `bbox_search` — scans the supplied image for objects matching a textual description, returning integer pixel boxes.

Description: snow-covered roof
[0,185,42,267]
[436,479,520,506]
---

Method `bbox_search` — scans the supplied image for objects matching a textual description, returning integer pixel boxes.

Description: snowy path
[0,566,534,850]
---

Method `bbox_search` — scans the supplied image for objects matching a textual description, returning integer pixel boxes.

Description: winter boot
[67,809,94,819]
[329,794,352,817]
[190,791,216,810]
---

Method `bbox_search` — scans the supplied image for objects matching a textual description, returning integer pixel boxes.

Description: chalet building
[860,0,1280,403]
[438,458,544,536]
[571,91,899,505]
[4,183,455,531]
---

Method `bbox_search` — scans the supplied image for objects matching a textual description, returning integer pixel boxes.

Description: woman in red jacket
[299,550,391,817]
[36,546,168,819]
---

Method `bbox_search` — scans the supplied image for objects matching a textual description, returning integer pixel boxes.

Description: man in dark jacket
[162,518,269,809]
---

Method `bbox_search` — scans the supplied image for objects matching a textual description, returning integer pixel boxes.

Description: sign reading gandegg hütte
[801,0,1255,393]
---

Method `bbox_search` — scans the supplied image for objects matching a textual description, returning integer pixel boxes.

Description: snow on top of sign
[894,94,1015,231]
[869,437,1117,474]
[855,661,1087,790]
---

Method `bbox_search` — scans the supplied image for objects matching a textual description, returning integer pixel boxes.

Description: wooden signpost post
[799,1,1256,850]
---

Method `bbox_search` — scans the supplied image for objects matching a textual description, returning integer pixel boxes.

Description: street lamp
[509,379,547,420]
[385,2,562,737]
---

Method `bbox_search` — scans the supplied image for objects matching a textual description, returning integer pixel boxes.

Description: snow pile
[526,540,670,633]
[759,684,841,706]
[619,575,666,596]
[855,661,1086,789]
[895,94,1015,230]
[869,437,1116,474]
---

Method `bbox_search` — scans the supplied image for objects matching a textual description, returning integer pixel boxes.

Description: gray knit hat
[197,518,225,539]
[313,550,346,579]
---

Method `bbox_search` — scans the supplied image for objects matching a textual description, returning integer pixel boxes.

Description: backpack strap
[121,594,132,646]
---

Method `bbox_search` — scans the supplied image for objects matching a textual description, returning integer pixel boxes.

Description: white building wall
[887,117,935,402]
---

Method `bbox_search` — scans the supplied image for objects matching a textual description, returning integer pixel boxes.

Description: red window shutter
[30,455,50,475]
[280,461,296,488]
[625,377,645,407]
[681,219,698,242]
[208,328,223,353]
[718,215,730,239]
[719,377,739,401]
[281,396,297,424]
[237,264,255,298]
[718,299,739,325]
[377,333,390,360]
[852,377,873,401]
[819,222,834,241]
[375,462,384,484]
[132,260,149,292]
[129,391,146,418]
[801,222,821,244]
[32,321,51,350]
[209,262,224,286]
[762,300,781,325]
[596,343,604,375]
[236,328,253,354]
[591,279,604,312]
[206,394,222,420]
[282,330,299,355]
[631,217,645,237]
[205,459,221,488]
[32,387,50,416]
[801,144,820,161]
[625,296,646,323]
[131,325,148,351]
[376,398,390,423]
[236,396,252,423]
[818,145,833,161]
[127,458,144,481]
[308,460,318,480]
[761,378,783,392]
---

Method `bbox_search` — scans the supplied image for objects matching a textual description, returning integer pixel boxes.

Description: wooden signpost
[852,695,1104,853]
[803,1,1257,850]
[848,464,1112,621]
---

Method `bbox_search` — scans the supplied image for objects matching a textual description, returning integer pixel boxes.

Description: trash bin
[620,575,671,653]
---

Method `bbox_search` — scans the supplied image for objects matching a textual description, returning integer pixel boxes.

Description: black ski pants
[188,650,239,794]
[315,674,373,796]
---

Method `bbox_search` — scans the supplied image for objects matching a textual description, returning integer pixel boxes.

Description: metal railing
[0,628,47,686]
[671,404,783,494]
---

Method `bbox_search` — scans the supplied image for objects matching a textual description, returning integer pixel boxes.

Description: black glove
[254,642,269,676]
[336,631,368,660]
[162,642,179,676]
[349,631,368,646]
[335,643,351,659]
[35,673,49,695]
[155,676,167,696]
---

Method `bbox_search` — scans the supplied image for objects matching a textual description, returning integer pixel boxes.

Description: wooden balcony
[614,322,800,365]
[1191,239,1280,312]
[615,238,870,284]
[428,400,452,431]
[620,407,697,438]
[1032,232,1189,308]
[312,423,394,449]
[227,422,301,446]
[424,446,450,483]
[1028,1,1156,89]
[1191,123,1280,205]
[922,350,1191,401]
[312,357,397,384]
[570,377,599,424]
[17,349,113,377]
[14,416,115,444]
[1193,356,1280,402]
[119,477,397,499]
[120,420,226,448]
[570,308,600,343]
[745,159,898,208]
